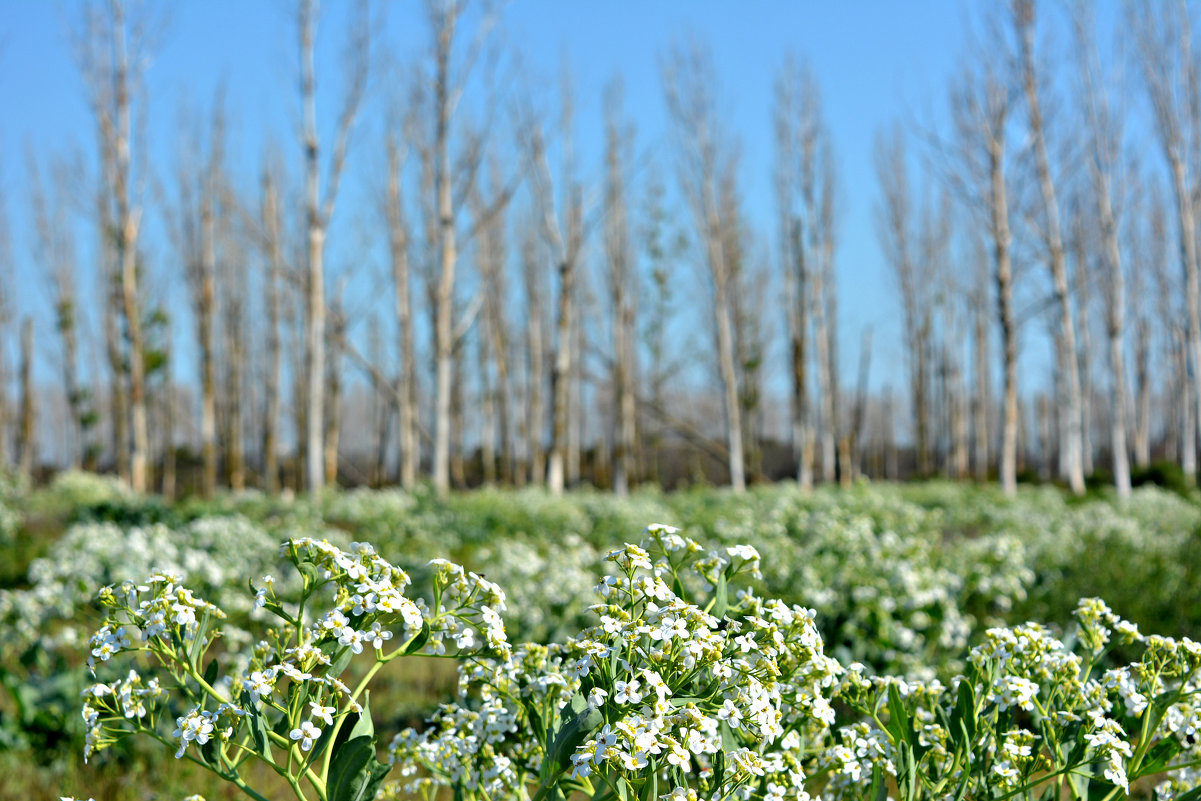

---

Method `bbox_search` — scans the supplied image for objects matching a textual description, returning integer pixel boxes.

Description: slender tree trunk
[1134,317,1150,468]
[104,270,129,483]
[566,279,583,487]
[196,141,219,496]
[62,297,83,470]
[522,222,546,486]
[604,87,636,496]
[224,245,246,493]
[17,319,34,479]
[812,232,836,483]
[546,194,580,494]
[109,3,149,494]
[262,167,283,493]
[450,332,466,489]
[385,134,418,490]
[301,1,326,496]
[161,325,176,499]
[479,329,496,486]
[1072,221,1094,477]
[993,138,1018,496]
[431,8,457,498]
[1097,179,1130,496]
[974,249,991,481]
[788,220,813,489]
[1017,0,1083,494]
[324,293,343,487]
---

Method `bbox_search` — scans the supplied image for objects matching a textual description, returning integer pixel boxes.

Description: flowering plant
[73,524,1201,801]
[79,536,509,801]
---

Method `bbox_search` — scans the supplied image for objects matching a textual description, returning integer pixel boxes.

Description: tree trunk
[104,267,129,484]
[161,325,176,499]
[973,248,991,481]
[432,8,457,498]
[546,197,579,494]
[522,222,546,486]
[1134,317,1150,468]
[1017,0,1083,494]
[993,135,1018,496]
[1097,177,1130,497]
[812,231,836,483]
[262,167,283,494]
[788,220,813,489]
[1072,219,1094,477]
[385,134,419,490]
[17,318,34,479]
[604,88,636,496]
[323,291,344,487]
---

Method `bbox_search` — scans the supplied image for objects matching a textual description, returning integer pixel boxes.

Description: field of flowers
[0,472,1199,800]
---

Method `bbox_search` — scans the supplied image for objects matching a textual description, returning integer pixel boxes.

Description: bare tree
[1130,176,1165,468]
[1073,0,1131,495]
[1130,0,1201,484]
[16,319,34,478]
[0,180,11,468]
[523,76,583,495]
[775,57,839,486]
[298,0,369,495]
[220,186,248,492]
[260,156,286,493]
[947,26,1019,494]
[1069,204,1095,478]
[386,104,420,489]
[663,38,746,491]
[970,231,992,481]
[419,0,504,497]
[520,212,548,486]
[875,126,931,476]
[29,152,88,470]
[603,78,638,496]
[773,60,813,489]
[1014,0,1085,493]
[76,0,155,492]
[475,152,512,485]
[324,285,346,486]
[170,98,224,497]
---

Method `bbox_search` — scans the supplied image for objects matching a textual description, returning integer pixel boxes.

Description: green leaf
[402,620,431,655]
[712,573,729,619]
[327,695,391,801]
[320,639,355,678]
[296,559,320,586]
[239,691,275,765]
[886,684,911,748]
[1133,737,1181,778]
[951,680,976,748]
[894,741,915,801]
[869,765,888,801]
[327,736,390,801]
[202,656,220,689]
[189,610,212,670]
[1175,786,1201,801]
[719,720,738,753]
[639,758,658,801]
[547,699,603,776]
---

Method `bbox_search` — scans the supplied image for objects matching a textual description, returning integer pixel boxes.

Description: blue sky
[0,1,1123,410]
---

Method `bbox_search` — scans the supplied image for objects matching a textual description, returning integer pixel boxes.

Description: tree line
[0,0,1197,499]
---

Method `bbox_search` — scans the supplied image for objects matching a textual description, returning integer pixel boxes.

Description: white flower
[338,626,365,654]
[290,720,322,751]
[173,709,215,759]
[615,679,643,705]
[309,701,336,726]
[366,622,393,650]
